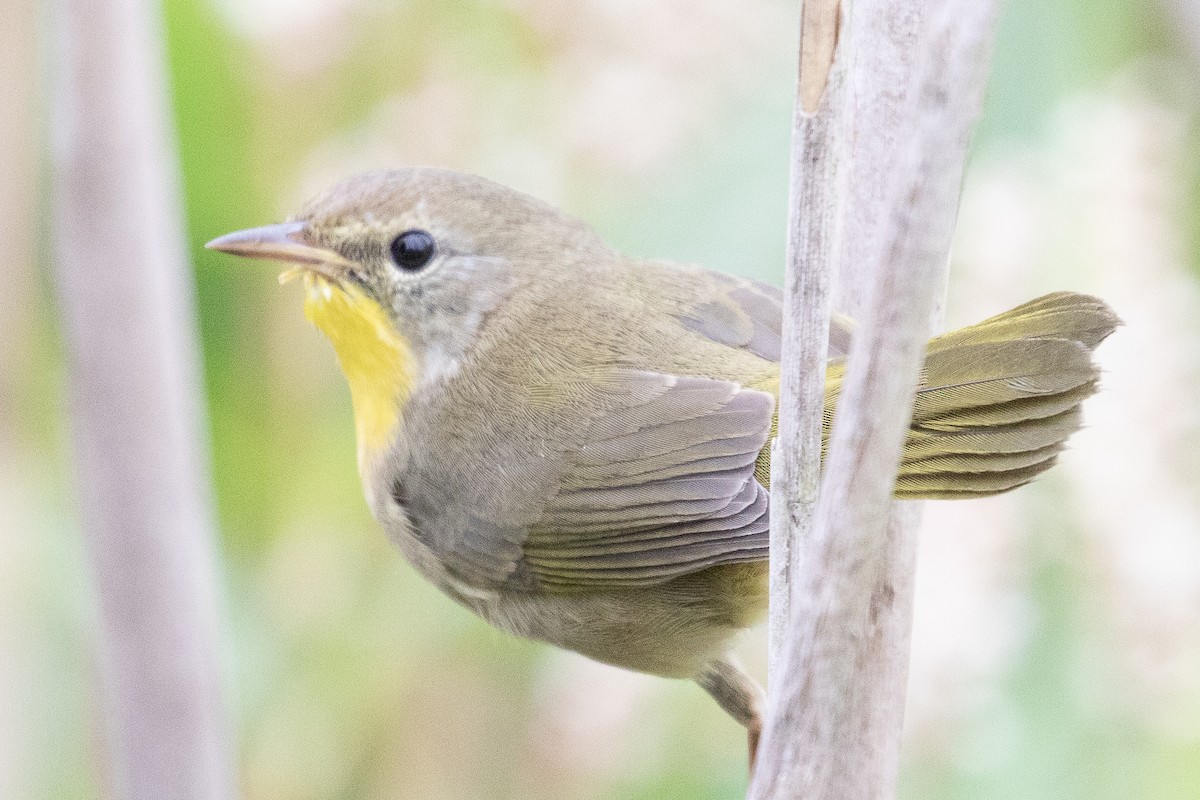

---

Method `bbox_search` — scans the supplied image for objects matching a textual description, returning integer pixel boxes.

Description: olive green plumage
[861,291,1115,498]
[209,167,1118,747]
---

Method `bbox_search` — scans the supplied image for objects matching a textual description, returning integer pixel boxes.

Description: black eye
[389,229,436,271]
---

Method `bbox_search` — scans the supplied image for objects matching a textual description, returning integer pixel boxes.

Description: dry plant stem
[750,2,1001,798]
[834,0,927,317]
[799,0,843,112]
[834,2,934,792]
[766,3,844,683]
[51,1,234,799]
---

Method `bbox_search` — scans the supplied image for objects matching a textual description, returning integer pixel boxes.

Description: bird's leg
[747,717,763,771]
[697,658,765,771]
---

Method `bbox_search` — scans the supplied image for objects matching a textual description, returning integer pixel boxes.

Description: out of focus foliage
[5,1,1200,798]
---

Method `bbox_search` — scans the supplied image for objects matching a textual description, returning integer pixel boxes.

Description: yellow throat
[299,272,417,459]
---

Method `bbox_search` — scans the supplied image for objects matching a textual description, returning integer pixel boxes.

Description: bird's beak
[205,221,354,280]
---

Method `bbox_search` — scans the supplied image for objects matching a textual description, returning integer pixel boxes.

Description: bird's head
[207,167,608,460]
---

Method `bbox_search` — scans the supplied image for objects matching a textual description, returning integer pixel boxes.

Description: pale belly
[370,468,768,678]
[470,563,768,678]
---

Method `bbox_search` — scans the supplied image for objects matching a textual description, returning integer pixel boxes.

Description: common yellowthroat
[208,167,1117,757]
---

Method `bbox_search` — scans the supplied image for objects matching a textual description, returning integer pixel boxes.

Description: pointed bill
[205,221,354,279]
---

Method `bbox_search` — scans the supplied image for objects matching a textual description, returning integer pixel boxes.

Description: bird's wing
[674,271,854,360]
[399,370,775,594]
[521,371,774,591]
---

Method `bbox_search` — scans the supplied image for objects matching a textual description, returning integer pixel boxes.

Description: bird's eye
[389,229,436,271]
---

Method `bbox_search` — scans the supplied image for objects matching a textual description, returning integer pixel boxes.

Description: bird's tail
[823,292,1120,500]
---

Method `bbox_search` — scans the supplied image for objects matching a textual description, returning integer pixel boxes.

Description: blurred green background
[5,0,1200,798]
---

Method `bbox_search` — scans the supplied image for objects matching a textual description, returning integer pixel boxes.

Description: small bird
[209,167,1117,760]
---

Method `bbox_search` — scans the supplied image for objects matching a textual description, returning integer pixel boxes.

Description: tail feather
[926,291,1117,351]
[896,460,1053,498]
[913,338,1098,418]
[918,382,1096,430]
[901,443,1064,475]
[823,292,1119,501]
[902,408,1084,458]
